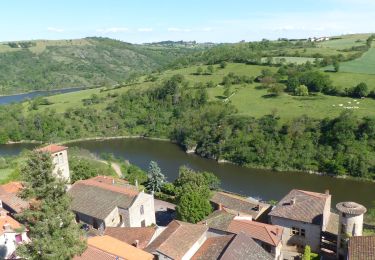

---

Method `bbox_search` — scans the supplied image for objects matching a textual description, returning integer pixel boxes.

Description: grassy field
[338,47,375,74]
[318,34,370,49]
[208,84,375,120]
[0,168,14,184]
[33,62,375,121]
[329,71,375,91]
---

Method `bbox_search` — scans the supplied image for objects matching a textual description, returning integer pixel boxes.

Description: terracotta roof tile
[269,189,330,224]
[36,144,68,153]
[221,232,273,260]
[348,236,375,260]
[76,177,139,197]
[227,218,283,247]
[73,246,117,260]
[192,235,234,260]
[87,235,154,260]
[105,227,157,249]
[146,220,208,259]
[201,209,236,231]
[0,213,22,235]
[0,182,29,213]
[0,182,23,194]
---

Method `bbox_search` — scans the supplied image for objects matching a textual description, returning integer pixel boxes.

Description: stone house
[227,217,284,260]
[36,144,71,182]
[268,189,332,256]
[68,176,155,230]
[145,220,208,260]
[0,208,29,259]
[210,191,271,221]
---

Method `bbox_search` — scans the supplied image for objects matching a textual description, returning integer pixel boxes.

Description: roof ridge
[296,189,328,199]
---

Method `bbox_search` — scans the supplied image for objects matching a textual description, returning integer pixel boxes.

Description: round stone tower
[336,201,367,259]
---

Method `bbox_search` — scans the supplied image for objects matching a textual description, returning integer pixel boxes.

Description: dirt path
[98,160,122,177]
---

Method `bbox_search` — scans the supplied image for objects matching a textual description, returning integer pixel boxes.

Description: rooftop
[220,232,273,260]
[336,201,367,215]
[227,218,283,247]
[105,226,157,249]
[0,182,29,213]
[268,189,330,224]
[73,246,118,260]
[145,220,208,259]
[0,211,22,235]
[210,191,270,219]
[192,235,234,260]
[201,209,236,231]
[36,144,68,153]
[86,235,154,260]
[68,177,140,220]
[348,236,375,260]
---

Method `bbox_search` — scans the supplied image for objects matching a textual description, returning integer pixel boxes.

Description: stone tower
[336,201,367,259]
[36,144,71,182]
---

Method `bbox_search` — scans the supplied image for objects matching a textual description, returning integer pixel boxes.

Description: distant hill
[0,37,208,94]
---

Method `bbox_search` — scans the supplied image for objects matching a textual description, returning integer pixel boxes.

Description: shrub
[294,85,309,96]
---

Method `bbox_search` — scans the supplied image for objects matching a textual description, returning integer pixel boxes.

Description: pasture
[338,47,375,74]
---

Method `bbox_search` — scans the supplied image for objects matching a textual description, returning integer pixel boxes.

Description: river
[1,138,374,208]
[0,87,85,105]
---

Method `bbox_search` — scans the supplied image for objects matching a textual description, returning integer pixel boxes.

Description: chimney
[218,203,223,211]
[112,179,115,185]
[325,189,330,195]
[135,179,139,189]
[133,240,139,248]
[3,222,11,232]
[0,210,7,217]
[290,197,296,205]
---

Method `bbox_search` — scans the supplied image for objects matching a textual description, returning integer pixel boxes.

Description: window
[59,153,64,164]
[140,205,144,215]
[53,154,58,164]
[291,227,305,237]
[15,234,22,243]
[291,227,299,235]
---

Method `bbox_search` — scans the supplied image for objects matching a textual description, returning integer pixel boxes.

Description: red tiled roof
[0,213,22,235]
[36,144,67,153]
[348,236,375,260]
[76,177,139,197]
[87,236,154,260]
[269,189,330,224]
[227,218,283,247]
[90,176,129,185]
[0,182,23,194]
[73,246,117,260]
[105,227,157,249]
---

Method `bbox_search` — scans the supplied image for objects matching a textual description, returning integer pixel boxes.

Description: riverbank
[0,86,86,97]
[2,135,374,184]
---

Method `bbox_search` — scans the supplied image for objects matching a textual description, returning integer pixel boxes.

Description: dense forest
[0,73,374,179]
[0,38,206,94]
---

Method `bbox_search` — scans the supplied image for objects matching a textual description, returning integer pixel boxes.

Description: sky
[0,0,374,43]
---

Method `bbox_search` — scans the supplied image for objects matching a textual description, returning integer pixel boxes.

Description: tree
[146,161,165,192]
[70,158,99,183]
[223,85,231,97]
[219,61,227,69]
[294,85,309,96]
[333,60,340,72]
[303,245,311,260]
[286,76,300,92]
[17,151,86,259]
[207,65,214,74]
[175,190,212,223]
[267,83,286,96]
[350,82,368,98]
[196,67,203,75]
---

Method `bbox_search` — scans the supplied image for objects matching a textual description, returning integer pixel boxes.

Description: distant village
[0,145,373,260]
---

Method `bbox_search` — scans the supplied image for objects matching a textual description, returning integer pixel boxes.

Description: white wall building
[36,144,70,182]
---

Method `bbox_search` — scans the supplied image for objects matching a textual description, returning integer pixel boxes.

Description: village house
[192,231,274,260]
[227,217,283,259]
[74,235,154,260]
[36,144,71,182]
[0,208,29,259]
[68,176,156,230]
[210,191,271,221]
[0,182,29,215]
[268,189,332,257]
[104,226,161,249]
[145,220,208,260]
[347,236,375,260]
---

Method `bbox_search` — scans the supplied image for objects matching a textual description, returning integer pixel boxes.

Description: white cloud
[138,28,153,32]
[96,27,129,33]
[47,27,64,33]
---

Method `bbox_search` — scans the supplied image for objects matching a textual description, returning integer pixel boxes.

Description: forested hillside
[0,38,206,94]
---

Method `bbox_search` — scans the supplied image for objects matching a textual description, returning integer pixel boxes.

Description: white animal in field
[339,104,343,106]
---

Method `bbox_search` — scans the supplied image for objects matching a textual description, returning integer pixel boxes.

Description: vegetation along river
[1,138,374,208]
